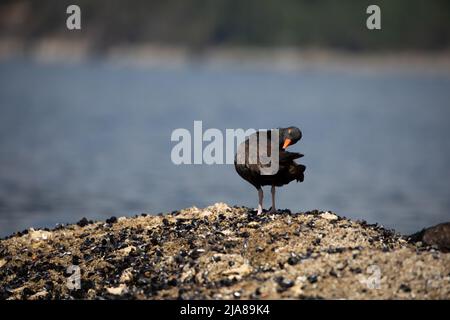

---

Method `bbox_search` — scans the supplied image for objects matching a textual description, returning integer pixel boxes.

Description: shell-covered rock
[0,203,449,300]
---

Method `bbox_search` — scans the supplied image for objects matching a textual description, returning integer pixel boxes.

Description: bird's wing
[279,151,304,164]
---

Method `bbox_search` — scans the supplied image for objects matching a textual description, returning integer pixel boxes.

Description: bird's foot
[256,203,263,215]
[268,207,278,214]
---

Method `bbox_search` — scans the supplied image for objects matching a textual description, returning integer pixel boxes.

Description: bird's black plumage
[234,127,305,213]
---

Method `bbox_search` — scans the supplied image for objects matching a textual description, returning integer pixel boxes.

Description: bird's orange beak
[282,138,292,149]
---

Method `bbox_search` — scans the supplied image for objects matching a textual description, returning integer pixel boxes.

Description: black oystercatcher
[234,127,305,214]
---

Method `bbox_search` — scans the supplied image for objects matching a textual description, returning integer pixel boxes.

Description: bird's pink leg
[257,188,263,214]
[269,185,277,214]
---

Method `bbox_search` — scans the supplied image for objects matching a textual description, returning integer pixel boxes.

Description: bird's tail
[290,163,306,182]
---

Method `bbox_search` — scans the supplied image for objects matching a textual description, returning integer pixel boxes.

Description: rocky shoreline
[2,38,450,76]
[0,203,449,300]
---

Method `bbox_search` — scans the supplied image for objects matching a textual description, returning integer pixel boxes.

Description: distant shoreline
[1,37,450,74]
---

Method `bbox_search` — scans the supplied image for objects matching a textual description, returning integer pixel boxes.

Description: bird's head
[279,127,302,149]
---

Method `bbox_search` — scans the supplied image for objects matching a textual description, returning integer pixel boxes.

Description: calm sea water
[0,59,449,236]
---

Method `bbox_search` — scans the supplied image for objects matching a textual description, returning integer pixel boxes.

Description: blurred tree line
[1,0,449,51]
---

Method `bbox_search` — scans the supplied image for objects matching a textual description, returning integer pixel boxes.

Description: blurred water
[0,59,449,236]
